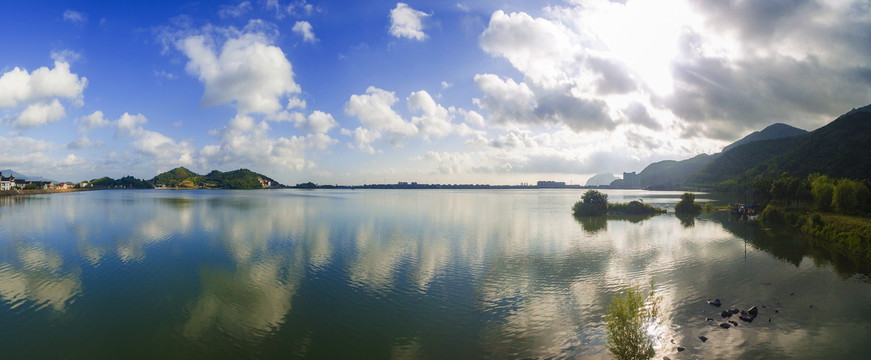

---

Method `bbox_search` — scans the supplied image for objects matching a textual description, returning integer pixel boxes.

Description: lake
[1,189,870,359]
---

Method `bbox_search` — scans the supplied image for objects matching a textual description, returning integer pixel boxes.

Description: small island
[573,190,666,216]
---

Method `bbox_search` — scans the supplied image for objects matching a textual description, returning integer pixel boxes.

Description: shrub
[606,283,661,360]
[809,173,834,212]
[832,179,871,215]
[760,204,786,225]
[573,190,608,216]
[674,192,702,214]
[608,200,667,215]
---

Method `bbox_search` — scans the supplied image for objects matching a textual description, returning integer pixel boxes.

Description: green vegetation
[573,190,666,217]
[573,190,609,216]
[608,200,667,215]
[150,167,278,189]
[674,192,702,214]
[89,176,154,189]
[606,283,661,360]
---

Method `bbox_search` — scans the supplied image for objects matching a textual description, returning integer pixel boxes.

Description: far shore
[0,188,98,197]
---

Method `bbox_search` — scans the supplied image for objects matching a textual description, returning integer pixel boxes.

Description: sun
[583,0,698,96]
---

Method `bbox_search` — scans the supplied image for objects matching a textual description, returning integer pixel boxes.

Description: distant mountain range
[619,103,871,190]
[0,169,56,183]
[585,173,618,186]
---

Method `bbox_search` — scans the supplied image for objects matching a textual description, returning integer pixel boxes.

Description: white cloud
[63,10,86,24]
[78,110,112,132]
[0,61,87,108]
[441,81,452,89]
[67,135,102,149]
[178,29,300,115]
[218,1,252,18]
[50,49,82,64]
[299,110,337,134]
[286,97,306,110]
[389,3,429,41]
[13,99,65,128]
[115,112,195,166]
[341,127,381,154]
[345,86,417,136]
[58,154,85,166]
[407,90,453,139]
[292,21,318,43]
[201,114,310,170]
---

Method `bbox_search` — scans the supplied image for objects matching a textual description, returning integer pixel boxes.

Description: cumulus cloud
[78,110,113,132]
[407,90,453,139]
[345,86,417,136]
[389,3,429,41]
[200,114,311,170]
[341,127,381,154]
[115,112,195,166]
[177,27,300,115]
[14,99,65,128]
[0,61,87,108]
[292,21,317,43]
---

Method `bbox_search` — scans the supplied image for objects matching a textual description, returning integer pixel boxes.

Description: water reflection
[0,190,870,359]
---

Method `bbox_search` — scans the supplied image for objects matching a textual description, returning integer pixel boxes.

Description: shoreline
[0,188,98,197]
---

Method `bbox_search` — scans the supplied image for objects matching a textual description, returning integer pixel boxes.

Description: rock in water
[708,298,722,307]
[728,320,738,326]
[721,310,732,318]
[677,347,685,352]
[739,314,754,323]
[730,308,740,314]
[706,317,714,322]
[748,306,758,317]
[699,336,708,342]
[720,322,731,329]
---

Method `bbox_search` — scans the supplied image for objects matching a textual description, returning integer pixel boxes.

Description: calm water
[1,189,870,359]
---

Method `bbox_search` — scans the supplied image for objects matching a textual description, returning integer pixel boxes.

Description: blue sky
[2,0,870,184]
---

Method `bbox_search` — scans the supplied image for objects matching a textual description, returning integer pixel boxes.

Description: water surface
[1,189,869,359]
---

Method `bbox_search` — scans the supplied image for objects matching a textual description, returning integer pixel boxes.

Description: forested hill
[689,104,871,189]
[150,167,282,189]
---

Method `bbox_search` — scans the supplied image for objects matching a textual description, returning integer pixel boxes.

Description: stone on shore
[707,299,722,307]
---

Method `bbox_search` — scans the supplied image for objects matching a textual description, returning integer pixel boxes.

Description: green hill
[149,167,281,189]
[721,123,807,153]
[691,104,871,189]
[638,154,717,189]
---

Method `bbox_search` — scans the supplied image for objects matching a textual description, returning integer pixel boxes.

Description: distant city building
[622,172,641,188]
[537,181,567,188]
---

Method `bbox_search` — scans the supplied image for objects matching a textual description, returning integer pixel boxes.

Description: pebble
[699,336,708,343]
[720,322,731,329]
[677,347,685,352]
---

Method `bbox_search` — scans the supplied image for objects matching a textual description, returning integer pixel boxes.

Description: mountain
[150,167,281,189]
[585,173,618,186]
[690,104,871,187]
[0,169,56,183]
[624,122,808,189]
[638,154,717,189]
[722,123,808,153]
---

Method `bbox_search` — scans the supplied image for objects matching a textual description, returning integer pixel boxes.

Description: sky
[1,0,870,185]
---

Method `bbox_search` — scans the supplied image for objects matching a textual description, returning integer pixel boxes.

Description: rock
[708,298,722,307]
[748,306,758,316]
[730,308,740,314]
[721,310,732,318]
[699,336,708,342]
[706,317,714,322]
[768,318,771,322]
[720,322,731,329]
[775,309,780,313]
[729,320,738,326]
[677,347,685,352]
[790,292,795,296]
[739,314,754,323]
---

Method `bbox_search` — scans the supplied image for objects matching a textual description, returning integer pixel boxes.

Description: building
[622,172,641,188]
[0,172,16,190]
[537,181,567,188]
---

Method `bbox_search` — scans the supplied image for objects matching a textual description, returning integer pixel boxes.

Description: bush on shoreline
[573,190,666,217]
[674,192,702,214]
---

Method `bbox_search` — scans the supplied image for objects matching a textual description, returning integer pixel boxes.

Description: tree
[832,179,871,215]
[674,192,702,214]
[809,173,834,212]
[606,283,661,360]
[573,190,608,216]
